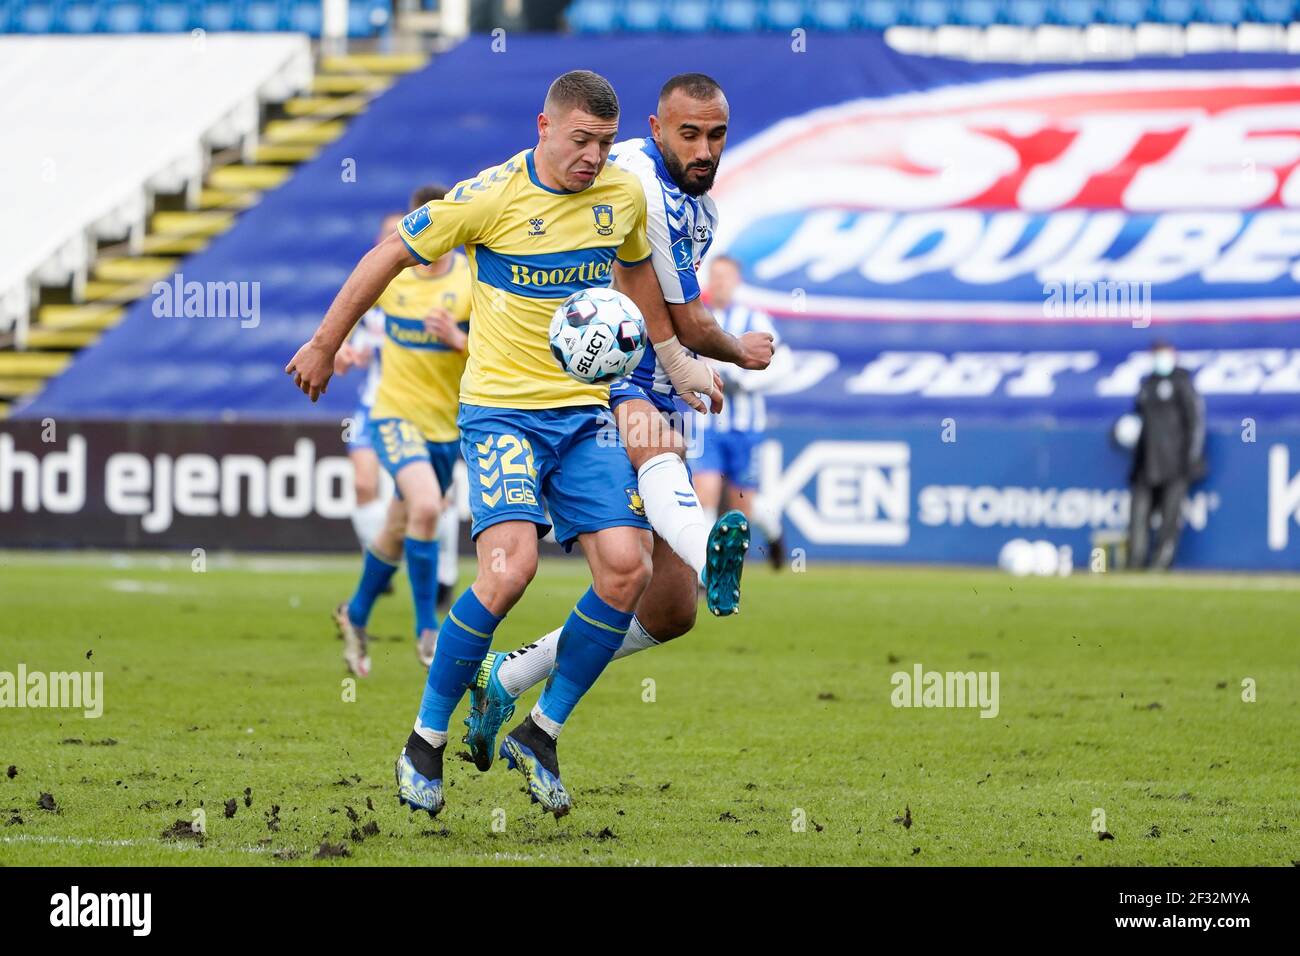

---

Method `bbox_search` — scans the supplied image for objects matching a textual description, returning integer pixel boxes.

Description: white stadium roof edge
[0,34,313,342]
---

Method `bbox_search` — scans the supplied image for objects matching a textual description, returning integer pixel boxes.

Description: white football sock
[638,452,710,584]
[497,627,561,697]
[751,494,783,543]
[497,616,663,697]
[530,705,563,739]
[412,719,447,750]
[613,615,661,660]
[351,498,388,550]
[436,505,458,587]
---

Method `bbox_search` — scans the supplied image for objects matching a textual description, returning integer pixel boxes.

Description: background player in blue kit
[694,254,793,568]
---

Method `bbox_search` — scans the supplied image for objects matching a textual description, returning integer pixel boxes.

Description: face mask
[1152,351,1175,376]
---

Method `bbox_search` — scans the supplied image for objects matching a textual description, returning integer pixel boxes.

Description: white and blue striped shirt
[703,304,780,434]
[356,306,385,408]
[610,137,719,397]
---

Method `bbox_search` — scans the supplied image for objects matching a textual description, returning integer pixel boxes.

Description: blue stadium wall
[14,34,1300,569]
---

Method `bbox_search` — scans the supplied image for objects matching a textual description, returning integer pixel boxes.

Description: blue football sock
[405,536,439,638]
[537,587,633,731]
[346,547,401,628]
[416,588,501,736]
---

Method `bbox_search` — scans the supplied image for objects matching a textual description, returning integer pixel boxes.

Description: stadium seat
[621,0,662,29]
[1198,0,1246,21]
[762,0,806,30]
[289,0,322,32]
[858,0,901,29]
[565,0,620,32]
[241,0,284,31]
[198,0,238,30]
[103,1,147,31]
[1004,0,1050,24]
[1102,0,1149,23]
[808,0,854,27]
[348,0,389,36]
[16,1,56,32]
[148,0,194,32]
[908,0,953,26]
[664,0,709,30]
[713,0,760,30]
[1055,0,1103,24]
[1252,0,1295,21]
[17,0,1290,37]
[57,0,100,32]
[1150,0,1194,21]
[952,0,998,24]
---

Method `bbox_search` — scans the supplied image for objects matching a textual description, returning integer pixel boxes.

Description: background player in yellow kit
[331,184,471,676]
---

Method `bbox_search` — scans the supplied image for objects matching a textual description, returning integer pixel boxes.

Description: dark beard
[662,147,717,197]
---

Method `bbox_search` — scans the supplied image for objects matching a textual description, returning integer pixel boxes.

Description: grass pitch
[0,550,1296,866]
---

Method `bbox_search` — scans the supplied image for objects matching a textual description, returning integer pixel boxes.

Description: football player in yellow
[330,185,471,677]
[286,71,718,819]
[463,77,778,771]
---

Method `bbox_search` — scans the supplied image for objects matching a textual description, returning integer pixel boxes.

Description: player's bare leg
[435,496,460,615]
[693,468,724,527]
[630,533,699,641]
[348,447,387,548]
[726,482,784,570]
[334,495,406,678]
[736,485,784,570]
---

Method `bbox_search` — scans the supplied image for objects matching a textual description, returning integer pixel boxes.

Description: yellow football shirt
[398,148,652,409]
[368,252,472,443]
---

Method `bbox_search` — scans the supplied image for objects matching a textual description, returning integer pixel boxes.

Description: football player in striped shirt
[693,254,793,568]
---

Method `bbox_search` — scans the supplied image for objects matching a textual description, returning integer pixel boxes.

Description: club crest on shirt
[626,488,646,516]
[592,204,614,236]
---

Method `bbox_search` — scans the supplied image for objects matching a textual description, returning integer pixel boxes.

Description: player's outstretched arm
[667,297,773,371]
[286,232,416,402]
[614,258,721,413]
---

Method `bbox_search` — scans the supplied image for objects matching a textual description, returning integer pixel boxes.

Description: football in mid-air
[549,287,647,384]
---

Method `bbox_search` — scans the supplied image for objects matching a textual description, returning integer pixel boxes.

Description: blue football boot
[463,651,517,772]
[499,716,572,818]
[395,732,444,818]
[703,509,750,616]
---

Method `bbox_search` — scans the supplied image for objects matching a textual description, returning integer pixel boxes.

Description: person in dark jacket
[1127,340,1206,570]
